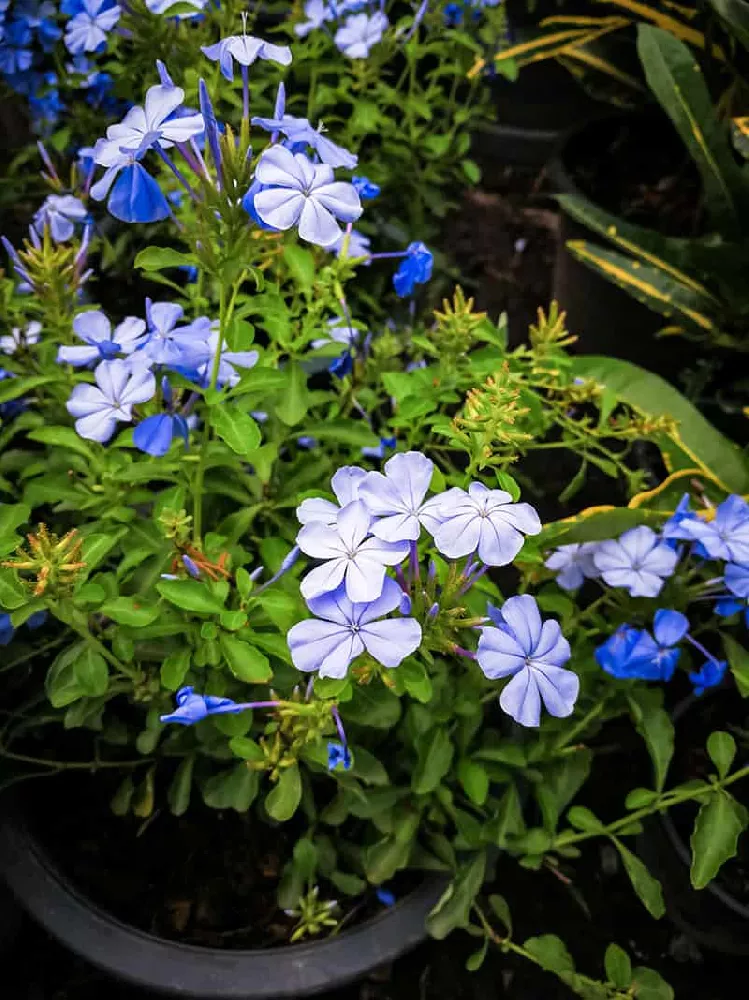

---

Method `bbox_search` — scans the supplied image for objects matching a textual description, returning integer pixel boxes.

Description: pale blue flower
[0,321,41,355]
[64,0,120,54]
[146,0,206,16]
[201,34,292,80]
[677,495,749,563]
[477,594,577,728]
[432,482,541,565]
[178,329,259,388]
[296,465,367,526]
[726,562,749,599]
[58,310,146,366]
[544,543,600,591]
[593,526,678,598]
[296,500,409,601]
[335,11,388,57]
[288,577,421,677]
[327,741,352,770]
[33,194,87,241]
[66,358,156,442]
[253,146,362,248]
[251,112,357,169]
[359,451,442,542]
[331,228,370,259]
[141,300,211,367]
[103,83,204,156]
[295,0,332,37]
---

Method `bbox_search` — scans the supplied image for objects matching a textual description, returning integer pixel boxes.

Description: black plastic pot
[0,800,447,997]
[638,695,749,956]
[475,57,603,169]
[549,114,692,378]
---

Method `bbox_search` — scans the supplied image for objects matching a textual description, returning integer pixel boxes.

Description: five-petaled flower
[296,500,409,602]
[201,33,292,80]
[593,526,678,598]
[33,194,87,242]
[297,466,367,527]
[334,11,388,58]
[102,82,204,156]
[432,482,541,565]
[393,241,433,297]
[288,578,421,677]
[477,594,578,728]
[675,495,749,563]
[544,543,600,591]
[596,609,688,682]
[58,310,146,366]
[359,451,444,542]
[64,0,120,55]
[66,358,156,442]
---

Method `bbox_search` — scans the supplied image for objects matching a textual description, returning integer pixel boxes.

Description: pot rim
[0,798,448,998]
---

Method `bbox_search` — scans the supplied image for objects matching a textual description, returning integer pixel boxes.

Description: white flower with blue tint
[201,33,292,80]
[297,499,409,602]
[335,11,388,58]
[477,594,577,728]
[288,578,421,678]
[104,83,204,155]
[676,495,749,563]
[140,300,211,367]
[0,321,41,355]
[252,111,357,169]
[544,542,600,591]
[33,194,87,242]
[311,316,362,350]
[66,358,156,442]
[331,228,371,259]
[359,451,441,542]
[180,329,260,388]
[64,0,120,54]
[593,526,678,598]
[295,0,333,37]
[58,310,146,366]
[253,146,362,248]
[432,482,541,565]
[297,466,367,527]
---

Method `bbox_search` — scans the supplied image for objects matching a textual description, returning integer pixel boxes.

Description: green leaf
[283,244,315,291]
[722,634,749,697]
[265,763,302,821]
[0,567,27,610]
[275,364,309,426]
[630,966,674,1000]
[202,763,259,812]
[637,25,744,234]
[605,943,632,989]
[228,735,264,761]
[27,427,97,461]
[612,838,665,918]
[466,938,489,971]
[457,759,489,806]
[167,755,194,816]
[81,530,128,574]
[426,851,486,939]
[0,375,57,404]
[412,728,454,795]
[707,731,736,779]
[567,806,604,832]
[543,507,661,547]
[0,503,30,542]
[219,634,272,683]
[72,647,109,697]
[295,420,378,448]
[134,246,197,270]
[156,579,226,614]
[100,597,159,627]
[45,641,88,707]
[572,356,749,493]
[488,893,512,935]
[690,789,749,889]
[491,784,525,847]
[708,0,749,49]
[344,683,401,728]
[523,934,575,974]
[210,406,262,455]
[628,689,674,792]
[160,649,191,690]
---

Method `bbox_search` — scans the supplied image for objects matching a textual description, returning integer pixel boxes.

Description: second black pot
[0,799,448,998]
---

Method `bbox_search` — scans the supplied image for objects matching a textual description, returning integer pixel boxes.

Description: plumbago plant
[3,41,749,1000]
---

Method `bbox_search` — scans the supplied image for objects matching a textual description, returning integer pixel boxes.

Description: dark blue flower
[327,740,352,770]
[361,435,396,459]
[133,412,189,456]
[329,352,353,379]
[26,610,48,629]
[375,886,396,906]
[0,613,14,646]
[689,658,727,697]
[444,2,464,25]
[352,175,380,200]
[393,241,433,297]
[160,686,253,725]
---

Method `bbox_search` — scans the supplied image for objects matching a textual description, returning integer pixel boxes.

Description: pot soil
[550,113,702,380]
[638,692,749,956]
[0,776,446,997]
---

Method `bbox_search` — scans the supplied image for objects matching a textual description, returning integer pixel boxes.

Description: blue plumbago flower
[64,0,120,54]
[146,0,206,16]
[0,369,26,420]
[103,83,204,156]
[393,242,433,297]
[0,19,33,74]
[160,686,255,725]
[477,594,577,728]
[288,577,421,677]
[332,228,371,259]
[295,0,332,37]
[0,613,14,646]
[312,316,363,350]
[335,11,388,58]
[201,33,292,80]
[661,493,700,546]
[595,625,642,679]
[716,595,749,624]
[58,310,146,366]
[726,562,749,599]
[90,143,170,224]
[134,412,189,456]
[689,658,727,697]
[352,175,380,199]
[296,500,409,602]
[430,482,541,565]
[182,554,201,578]
[593,526,678,598]
[329,352,353,379]
[327,741,352,770]
[253,146,362,249]
[676,495,749,563]
[252,99,357,170]
[361,435,396,460]
[66,358,156,442]
[34,194,87,243]
[178,329,259,388]
[544,543,600,591]
[444,2,463,25]
[359,451,446,542]
[376,887,396,907]
[1,320,41,355]
[141,300,211,367]
[297,465,367,526]
[26,609,48,629]
[605,609,688,682]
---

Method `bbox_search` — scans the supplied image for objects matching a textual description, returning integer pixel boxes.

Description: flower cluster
[295,0,389,60]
